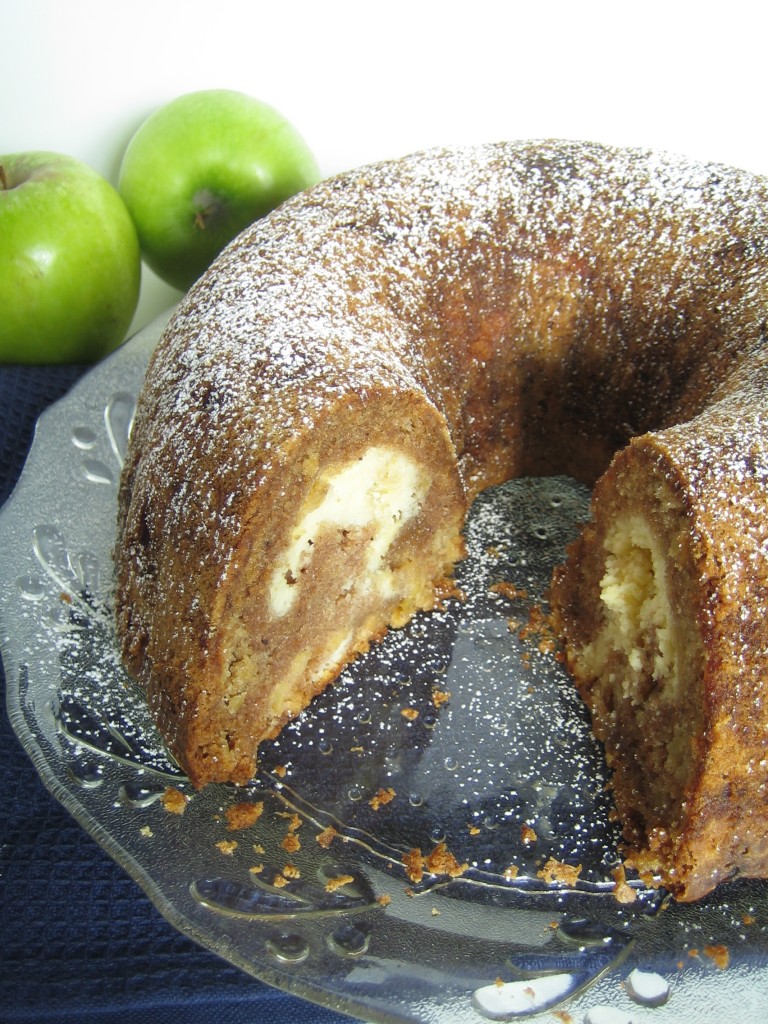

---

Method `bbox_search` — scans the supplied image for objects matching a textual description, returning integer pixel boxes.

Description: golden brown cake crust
[116,140,768,901]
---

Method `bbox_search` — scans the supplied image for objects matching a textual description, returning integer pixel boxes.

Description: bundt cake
[114,140,768,901]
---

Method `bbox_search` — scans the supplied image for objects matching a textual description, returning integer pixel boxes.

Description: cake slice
[551,407,768,901]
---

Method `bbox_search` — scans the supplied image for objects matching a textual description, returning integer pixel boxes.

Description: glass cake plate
[2,310,768,1024]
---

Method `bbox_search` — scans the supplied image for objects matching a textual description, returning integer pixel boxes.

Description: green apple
[0,152,141,364]
[118,89,321,292]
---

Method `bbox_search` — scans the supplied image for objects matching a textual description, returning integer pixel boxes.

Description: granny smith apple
[0,152,141,364]
[118,89,320,292]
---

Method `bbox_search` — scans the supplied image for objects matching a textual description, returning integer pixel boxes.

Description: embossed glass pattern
[2,311,768,1022]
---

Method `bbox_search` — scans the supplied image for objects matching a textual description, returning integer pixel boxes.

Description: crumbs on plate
[369,787,396,810]
[611,864,638,904]
[225,800,264,830]
[316,825,339,848]
[403,842,469,884]
[703,944,730,970]
[162,786,189,815]
[521,824,538,846]
[537,857,582,887]
[325,874,355,892]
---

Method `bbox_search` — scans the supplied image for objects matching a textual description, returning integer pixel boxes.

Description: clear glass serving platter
[2,310,768,1024]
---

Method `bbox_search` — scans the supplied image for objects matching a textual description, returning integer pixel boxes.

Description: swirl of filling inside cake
[115,140,768,901]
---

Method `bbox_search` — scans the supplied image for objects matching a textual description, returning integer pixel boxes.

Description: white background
[4,0,766,337]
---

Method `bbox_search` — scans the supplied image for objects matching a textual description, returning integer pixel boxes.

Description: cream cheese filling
[268,446,429,618]
[585,514,680,702]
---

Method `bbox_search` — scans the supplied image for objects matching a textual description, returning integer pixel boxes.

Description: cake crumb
[434,579,465,608]
[215,840,238,856]
[431,688,451,709]
[491,580,528,601]
[612,864,638,903]
[517,604,557,656]
[369,787,396,810]
[225,800,264,830]
[140,825,154,838]
[279,811,302,832]
[325,874,355,892]
[249,864,264,875]
[316,825,338,848]
[427,842,469,878]
[162,787,189,815]
[521,824,538,845]
[282,832,301,853]
[403,849,426,884]
[537,857,582,887]
[402,843,470,883]
[703,944,730,969]
[503,864,520,881]
[401,707,419,720]
[377,893,392,907]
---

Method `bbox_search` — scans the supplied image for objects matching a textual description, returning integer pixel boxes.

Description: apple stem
[0,164,8,191]
[192,189,225,232]
[194,209,211,231]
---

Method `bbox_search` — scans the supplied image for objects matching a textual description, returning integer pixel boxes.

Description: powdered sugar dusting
[114,139,768,778]
[126,139,768,533]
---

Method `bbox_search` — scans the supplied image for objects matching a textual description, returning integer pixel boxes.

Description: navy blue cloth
[0,364,357,1024]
